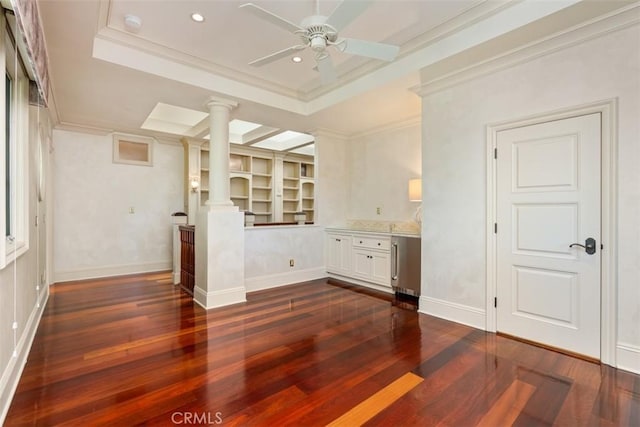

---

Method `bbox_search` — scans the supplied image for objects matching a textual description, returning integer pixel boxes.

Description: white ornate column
[206,97,237,209]
[194,97,246,309]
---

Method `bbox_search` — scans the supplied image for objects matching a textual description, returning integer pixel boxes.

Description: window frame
[0,15,29,269]
[113,133,154,167]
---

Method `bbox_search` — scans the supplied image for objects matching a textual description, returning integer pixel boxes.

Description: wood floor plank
[5,272,640,426]
[326,372,423,427]
[476,380,536,427]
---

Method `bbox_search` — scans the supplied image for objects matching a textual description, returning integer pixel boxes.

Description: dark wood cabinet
[179,225,195,295]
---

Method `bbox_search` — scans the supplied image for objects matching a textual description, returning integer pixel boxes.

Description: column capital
[205,96,238,111]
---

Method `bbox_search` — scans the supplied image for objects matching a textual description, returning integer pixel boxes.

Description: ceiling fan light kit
[240,0,400,84]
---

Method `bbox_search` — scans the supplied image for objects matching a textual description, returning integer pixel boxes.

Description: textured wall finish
[421,26,640,351]
[348,123,421,222]
[52,130,184,280]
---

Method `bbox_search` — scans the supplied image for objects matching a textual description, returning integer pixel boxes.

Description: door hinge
[601,244,604,250]
[494,148,497,159]
[494,297,497,308]
[494,223,497,234]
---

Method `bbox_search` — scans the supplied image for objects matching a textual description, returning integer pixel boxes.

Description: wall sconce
[408,178,422,202]
[408,178,422,225]
[190,176,200,193]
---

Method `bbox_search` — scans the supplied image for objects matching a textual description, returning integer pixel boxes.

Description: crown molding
[412,3,640,97]
[54,121,185,146]
[306,0,583,116]
[350,115,422,140]
[54,121,113,136]
[96,0,302,100]
[92,0,581,119]
[309,128,350,141]
[299,1,509,100]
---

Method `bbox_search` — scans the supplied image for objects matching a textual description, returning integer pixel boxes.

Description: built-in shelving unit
[184,139,314,225]
[199,148,210,205]
[229,153,252,212]
[282,160,300,222]
[250,156,273,223]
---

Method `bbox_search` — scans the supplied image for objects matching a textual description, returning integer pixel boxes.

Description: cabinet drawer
[352,236,390,251]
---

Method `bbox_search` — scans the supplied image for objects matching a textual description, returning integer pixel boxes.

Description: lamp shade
[408,178,422,202]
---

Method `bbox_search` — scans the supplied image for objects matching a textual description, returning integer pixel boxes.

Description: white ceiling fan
[239,0,400,84]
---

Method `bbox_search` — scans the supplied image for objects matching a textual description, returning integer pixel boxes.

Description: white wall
[1,107,51,422]
[314,131,350,227]
[420,25,640,370]
[52,130,184,281]
[244,225,325,291]
[348,123,421,222]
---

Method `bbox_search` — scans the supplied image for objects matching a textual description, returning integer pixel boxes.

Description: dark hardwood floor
[5,272,639,426]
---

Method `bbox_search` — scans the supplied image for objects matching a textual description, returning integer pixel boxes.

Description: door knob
[570,237,596,255]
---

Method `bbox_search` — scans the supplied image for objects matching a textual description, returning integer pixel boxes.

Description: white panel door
[496,113,601,359]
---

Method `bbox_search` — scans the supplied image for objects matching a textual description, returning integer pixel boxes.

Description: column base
[194,209,246,310]
[193,285,246,309]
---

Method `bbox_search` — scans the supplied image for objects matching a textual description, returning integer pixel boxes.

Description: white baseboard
[54,261,172,282]
[246,267,327,292]
[327,273,394,295]
[0,286,49,424]
[193,285,247,310]
[616,342,640,374]
[419,295,486,330]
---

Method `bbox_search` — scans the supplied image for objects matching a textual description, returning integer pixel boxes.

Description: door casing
[486,99,617,366]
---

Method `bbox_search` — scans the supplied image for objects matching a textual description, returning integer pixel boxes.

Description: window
[0,16,29,269]
[113,133,154,166]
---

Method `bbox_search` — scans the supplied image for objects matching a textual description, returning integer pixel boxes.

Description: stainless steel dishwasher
[390,236,421,296]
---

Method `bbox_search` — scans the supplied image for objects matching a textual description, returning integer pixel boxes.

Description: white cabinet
[352,249,390,286]
[326,233,352,275]
[351,236,390,287]
[326,230,391,291]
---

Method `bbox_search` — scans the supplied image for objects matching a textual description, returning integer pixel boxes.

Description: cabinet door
[326,234,351,274]
[338,237,352,273]
[352,249,372,280]
[370,252,390,286]
[326,235,341,273]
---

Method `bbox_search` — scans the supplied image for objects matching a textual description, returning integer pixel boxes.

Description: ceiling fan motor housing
[299,15,338,52]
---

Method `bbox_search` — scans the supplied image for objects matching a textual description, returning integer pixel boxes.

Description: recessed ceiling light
[291,56,303,63]
[191,12,205,23]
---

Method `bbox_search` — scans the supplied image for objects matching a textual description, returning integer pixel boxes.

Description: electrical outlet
[129,207,135,214]
[289,259,294,267]
[376,207,381,215]
[12,321,18,330]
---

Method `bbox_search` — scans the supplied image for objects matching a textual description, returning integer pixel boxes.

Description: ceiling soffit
[92,0,582,117]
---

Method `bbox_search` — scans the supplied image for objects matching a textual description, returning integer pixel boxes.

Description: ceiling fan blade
[239,3,303,34]
[341,38,399,61]
[316,55,336,84]
[325,0,372,31]
[249,46,305,67]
